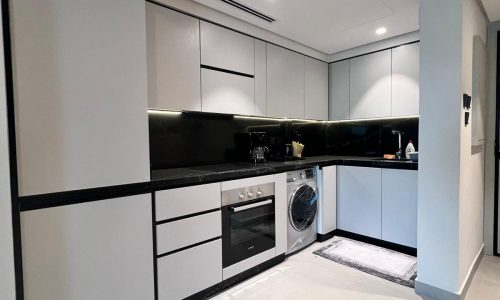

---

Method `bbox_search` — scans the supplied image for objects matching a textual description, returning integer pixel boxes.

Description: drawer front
[158,239,222,300]
[155,183,221,221]
[157,211,221,255]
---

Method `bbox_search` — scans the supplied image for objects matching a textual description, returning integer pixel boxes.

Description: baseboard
[317,229,338,242]
[415,244,484,300]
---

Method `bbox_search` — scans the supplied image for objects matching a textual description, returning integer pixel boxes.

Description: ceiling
[193,0,419,54]
[481,0,500,21]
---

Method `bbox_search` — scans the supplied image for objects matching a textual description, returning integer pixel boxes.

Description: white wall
[484,21,500,256]
[417,0,487,296]
[459,0,487,286]
[0,2,16,298]
[153,0,329,62]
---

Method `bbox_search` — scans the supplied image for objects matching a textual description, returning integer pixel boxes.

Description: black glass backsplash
[149,111,418,170]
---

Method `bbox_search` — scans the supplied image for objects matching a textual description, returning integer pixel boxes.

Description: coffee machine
[234,132,269,164]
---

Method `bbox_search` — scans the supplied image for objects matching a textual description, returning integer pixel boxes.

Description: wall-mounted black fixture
[463,93,472,110]
[465,111,470,126]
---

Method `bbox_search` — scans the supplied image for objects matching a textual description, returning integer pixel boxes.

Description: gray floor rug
[313,236,417,288]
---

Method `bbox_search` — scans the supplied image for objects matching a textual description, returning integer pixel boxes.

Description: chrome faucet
[392,130,402,159]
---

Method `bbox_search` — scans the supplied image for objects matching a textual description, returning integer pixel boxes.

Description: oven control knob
[256,190,262,197]
[238,193,244,201]
[247,192,253,199]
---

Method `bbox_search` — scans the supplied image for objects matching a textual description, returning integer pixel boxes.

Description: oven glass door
[222,196,275,268]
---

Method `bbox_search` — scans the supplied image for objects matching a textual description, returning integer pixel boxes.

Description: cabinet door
[337,166,382,238]
[12,0,150,196]
[146,3,201,111]
[318,166,336,234]
[274,173,287,255]
[392,43,419,116]
[254,39,267,116]
[201,69,255,115]
[267,44,305,119]
[349,50,392,119]
[305,57,328,120]
[381,169,418,247]
[158,239,222,300]
[200,21,254,75]
[21,195,154,300]
[329,60,350,121]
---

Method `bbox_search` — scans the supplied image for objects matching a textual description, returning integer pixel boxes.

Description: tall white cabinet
[349,50,392,119]
[267,44,305,119]
[146,2,201,111]
[392,43,420,116]
[305,57,329,120]
[11,0,150,196]
[21,194,154,300]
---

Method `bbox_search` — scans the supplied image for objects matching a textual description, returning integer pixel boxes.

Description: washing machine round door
[289,184,318,232]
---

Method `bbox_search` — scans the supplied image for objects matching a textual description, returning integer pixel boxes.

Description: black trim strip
[2,0,24,298]
[156,237,221,258]
[201,64,254,78]
[155,208,221,225]
[220,0,275,23]
[19,182,152,211]
[329,40,420,64]
[333,229,417,257]
[145,0,328,64]
[494,31,500,257]
[151,194,158,300]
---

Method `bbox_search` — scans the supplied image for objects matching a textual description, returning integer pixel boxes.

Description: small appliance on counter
[235,132,269,164]
[267,137,306,162]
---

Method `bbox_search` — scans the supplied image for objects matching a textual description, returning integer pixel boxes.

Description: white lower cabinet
[201,69,255,115]
[21,194,154,300]
[274,173,287,255]
[158,239,222,300]
[337,166,382,239]
[381,169,418,247]
[318,166,337,234]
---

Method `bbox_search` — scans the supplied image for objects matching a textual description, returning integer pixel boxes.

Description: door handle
[231,199,273,212]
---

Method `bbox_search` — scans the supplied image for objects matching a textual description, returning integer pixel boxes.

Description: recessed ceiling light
[376,27,387,35]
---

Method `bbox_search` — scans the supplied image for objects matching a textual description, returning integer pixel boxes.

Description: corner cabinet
[305,57,329,120]
[392,43,420,116]
[337,166,382,239]
[267,43,305,119]
[146,2,201,111]
[318,166,337,234]
[349,49,392,119]
[21,195,154,300]
[329,60,350,121]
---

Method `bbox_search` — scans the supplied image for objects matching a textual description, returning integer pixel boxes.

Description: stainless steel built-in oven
[222,182,275,268]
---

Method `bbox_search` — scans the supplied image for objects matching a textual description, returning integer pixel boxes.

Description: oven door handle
[231,199,273,212]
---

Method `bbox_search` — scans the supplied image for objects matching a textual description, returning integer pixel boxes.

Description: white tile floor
[211,241,500,300]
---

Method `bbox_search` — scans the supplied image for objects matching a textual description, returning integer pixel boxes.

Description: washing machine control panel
[287,168,315,183]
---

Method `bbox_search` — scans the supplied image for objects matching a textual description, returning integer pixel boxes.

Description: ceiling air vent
[220,0,276,23]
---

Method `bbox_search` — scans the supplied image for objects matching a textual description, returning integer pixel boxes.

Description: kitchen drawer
[158,239,222,300]
[155,183,221,221]
[157,211,221,255]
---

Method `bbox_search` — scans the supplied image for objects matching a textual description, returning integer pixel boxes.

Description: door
[305,57,328,120]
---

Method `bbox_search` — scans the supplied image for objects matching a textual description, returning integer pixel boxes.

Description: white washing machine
[286,168,318,255]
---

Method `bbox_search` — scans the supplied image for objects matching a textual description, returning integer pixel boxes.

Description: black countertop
[151,156,418,191]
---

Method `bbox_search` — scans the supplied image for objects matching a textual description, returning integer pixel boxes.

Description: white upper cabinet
[201,69,255,115]
[329,60,350,121]
[267,43,305,119]
[146,3,201,111]
[254,39,267,116]
[200,21,254,75]
[392,43,420,116]
[305,57,328,120]
[11,0,150,196]
[349,49,392,119]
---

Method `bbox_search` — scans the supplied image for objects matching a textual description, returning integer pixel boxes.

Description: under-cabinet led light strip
[147,109,419,122]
